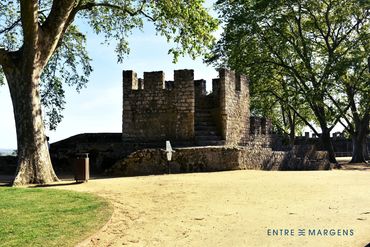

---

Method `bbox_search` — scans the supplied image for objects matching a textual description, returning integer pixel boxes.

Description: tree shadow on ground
[33,181,83,188]
[339,163,370,171]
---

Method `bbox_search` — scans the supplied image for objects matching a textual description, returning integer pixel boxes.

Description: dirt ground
[47,168,370,247]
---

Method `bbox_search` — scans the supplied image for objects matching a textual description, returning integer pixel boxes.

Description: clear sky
[0,2,219,149]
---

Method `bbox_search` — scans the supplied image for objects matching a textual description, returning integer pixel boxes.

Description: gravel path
[54,170,370,247]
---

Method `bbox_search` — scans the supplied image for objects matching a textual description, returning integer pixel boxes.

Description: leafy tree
[0,0,218,185]
[330,58,370,163]
[247,64,314,146]
[209,0,370,163]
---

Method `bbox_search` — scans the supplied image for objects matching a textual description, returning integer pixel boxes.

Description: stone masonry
[122,70,195,142]
[218,69,250,145]
[44,68,330,176]
[122,69,252,146]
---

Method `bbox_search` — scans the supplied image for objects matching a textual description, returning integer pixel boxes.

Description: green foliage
[40,24,92,130]
[0,0,218,130]
[0,187,112,247]
[209,0,370,135]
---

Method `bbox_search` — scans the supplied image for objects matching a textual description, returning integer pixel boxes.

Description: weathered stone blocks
[122,69,195,142]
[108,146,331,177]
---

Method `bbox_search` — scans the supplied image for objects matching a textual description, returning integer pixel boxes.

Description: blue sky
[0,2,219,149]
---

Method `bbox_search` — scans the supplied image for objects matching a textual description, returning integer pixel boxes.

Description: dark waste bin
[74,153,89,182]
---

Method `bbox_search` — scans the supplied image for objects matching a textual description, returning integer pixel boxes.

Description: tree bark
[5,66,59,186]
[287,110,296,147]
[350,115,369,163]
[364,137,369,161]
[0,0,77,186]
[351,135,366,163]
[321,129,337,164]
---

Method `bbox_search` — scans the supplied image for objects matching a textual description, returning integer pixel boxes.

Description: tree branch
[20,0,39,58]
[326,93,353,133]
[338,118,351,133]
[267,90,319,135]
[76,1,156,21]
[37,0,76,68]
[0,48,11,66]
[0,18,22,35]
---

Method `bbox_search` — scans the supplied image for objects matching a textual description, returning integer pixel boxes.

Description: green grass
[0,187,113,247]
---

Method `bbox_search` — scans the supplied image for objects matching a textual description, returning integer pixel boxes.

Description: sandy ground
[42,168,370,247]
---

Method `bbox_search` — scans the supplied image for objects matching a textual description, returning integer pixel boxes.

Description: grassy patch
[0,187,113,247]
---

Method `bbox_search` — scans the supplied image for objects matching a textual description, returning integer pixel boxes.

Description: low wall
[0,156,17,174]
[108,146,331,177]
[273,135,370,156]
[50,133,195,174]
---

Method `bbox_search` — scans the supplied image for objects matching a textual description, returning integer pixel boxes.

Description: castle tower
[218,69,250,145]
[122,70,194,143]
[122,68,250,146]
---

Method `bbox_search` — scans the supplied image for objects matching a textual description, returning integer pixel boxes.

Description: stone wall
[248,117,273,148]
[108,145,331,177]
[0,156,17,175]
[219,69,250,146]
[276,135,370,156]
[50,133,124,174]
[122,68,252,147]
[122,70,195,142]
[250,117,272,135]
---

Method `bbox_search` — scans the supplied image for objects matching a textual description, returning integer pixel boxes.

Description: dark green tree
[0,0,218,185]
[247,65,314,146]
[330,58,370,163]
[209,0,370,163]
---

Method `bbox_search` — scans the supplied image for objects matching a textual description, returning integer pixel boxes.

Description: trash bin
[74,153,89,182]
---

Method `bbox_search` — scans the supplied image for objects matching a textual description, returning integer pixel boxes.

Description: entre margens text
[267,228,354,237]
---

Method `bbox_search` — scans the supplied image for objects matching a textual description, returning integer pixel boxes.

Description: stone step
[195,104,215,112]
[195,130,218,136]
[195,111,212,116]
[195,120,214,124]
[195,135,223,141]
[195,113,212,117]
[195,113,212,118]
[195,121,216,126]
[195,118,213,122]
[195,125,218,131]
[195,140,226,146]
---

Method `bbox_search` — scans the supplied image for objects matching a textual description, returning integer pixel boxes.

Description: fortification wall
[0,156,17,174]
[108,146,331,177]
[122,70,195,142]
[248,117,273,148]
[122,68,251,146]
[219,69,250,145]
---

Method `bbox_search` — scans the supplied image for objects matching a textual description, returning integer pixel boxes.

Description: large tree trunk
[321,129,337,164]
[364,137,369,161]
[351,135,366,163]
[350,116,369,164]
[5,67,59,186]
[287,111,295,147]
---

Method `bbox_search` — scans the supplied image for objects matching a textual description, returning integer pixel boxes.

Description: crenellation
[138,78,144,89]
[144,71,165,90]
[122,70,139,90]
[122,69,196,142]
[218,69,250,146]
[165,80,174,90]
[122,68,258,147]
[174,69,194,88]
[194,79,207,98]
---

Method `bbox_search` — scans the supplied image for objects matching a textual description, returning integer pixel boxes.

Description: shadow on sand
[339,163,370,171]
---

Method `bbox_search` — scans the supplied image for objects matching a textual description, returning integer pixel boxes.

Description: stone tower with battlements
[122,69,251,146]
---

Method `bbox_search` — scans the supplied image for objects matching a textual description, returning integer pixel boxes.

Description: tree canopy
[209,0,370,162]
[0,0,218,185]
[0,0,218,129]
